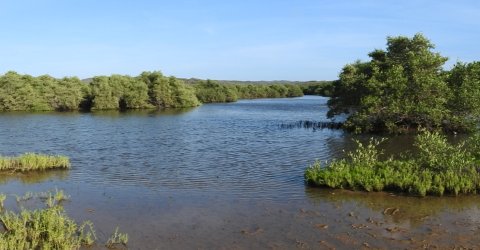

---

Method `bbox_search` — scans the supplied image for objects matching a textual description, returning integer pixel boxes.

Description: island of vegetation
[306,130,480,196]
[0,153,70,172]
[306,33,480,196]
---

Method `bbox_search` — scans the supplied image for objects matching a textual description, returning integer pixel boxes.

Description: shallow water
[1,96,479,249]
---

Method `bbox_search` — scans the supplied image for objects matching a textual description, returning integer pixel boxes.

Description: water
[1,96,479,249]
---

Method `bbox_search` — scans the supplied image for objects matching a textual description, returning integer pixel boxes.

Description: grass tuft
[0,153,70,172]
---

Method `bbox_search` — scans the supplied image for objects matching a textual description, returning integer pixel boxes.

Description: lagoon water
[1,96,480,249]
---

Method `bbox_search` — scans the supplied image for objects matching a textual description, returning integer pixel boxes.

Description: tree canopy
[327,33,480,133]
[0,71,305,112]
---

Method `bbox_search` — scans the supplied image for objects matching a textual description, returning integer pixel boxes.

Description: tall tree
[328,33,454,133]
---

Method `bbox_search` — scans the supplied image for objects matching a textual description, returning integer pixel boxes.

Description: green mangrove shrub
[305,131,480,196]
[327,33,480,133]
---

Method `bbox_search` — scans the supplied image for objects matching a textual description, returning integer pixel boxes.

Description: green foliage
[0,71,201,112]
[0,194,5,208]
[0,72,86,111]
[0,190,128,249]
[328,33,478,133]
[90,75,152,110]
[300,81,334,96]
[106,227,129,248]
[236,83,303,99]
[194,80,239,103]
[446,61,480,130]
[0,153,70,172]
[141,72,200,108]
[192,79,304,103]
[305,130,480,196]
[0,71,305,111]
[0,191,96,249]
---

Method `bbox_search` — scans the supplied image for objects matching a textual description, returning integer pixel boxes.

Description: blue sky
[1,0,479,80]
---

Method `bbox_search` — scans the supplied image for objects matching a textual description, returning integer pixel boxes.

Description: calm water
[1,96,479,249]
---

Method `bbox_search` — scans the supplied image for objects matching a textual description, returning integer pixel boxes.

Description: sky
[0,0,479,81]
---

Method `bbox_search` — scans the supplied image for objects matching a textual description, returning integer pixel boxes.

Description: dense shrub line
[0,71,308,111]
[192,79,304,103]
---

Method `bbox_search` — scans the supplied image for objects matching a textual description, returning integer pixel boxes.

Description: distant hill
[82,76,332,86]
[81,78,93,83]
[180,78,331,85]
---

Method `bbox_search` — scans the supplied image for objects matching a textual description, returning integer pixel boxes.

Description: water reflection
[305,187,480,226]
[0,170,69,184]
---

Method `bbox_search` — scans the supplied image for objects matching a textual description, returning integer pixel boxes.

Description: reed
[0,194,5,208]
[106,227,129,248]
[0,153,70,172]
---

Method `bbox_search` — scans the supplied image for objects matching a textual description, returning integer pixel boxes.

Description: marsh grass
[0,190,126,249]
[106,227,129,248]
[0,190,95,249]
[0,194,5,209]
[0,153,70,172]
[305,131,480,196]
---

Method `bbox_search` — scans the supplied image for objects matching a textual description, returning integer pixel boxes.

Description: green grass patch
[0,153,70,172]
[305,131,480,196]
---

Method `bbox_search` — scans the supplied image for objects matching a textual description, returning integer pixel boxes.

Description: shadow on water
[305,187,480,226]
[0,170,69,185]
[90,107,197,117]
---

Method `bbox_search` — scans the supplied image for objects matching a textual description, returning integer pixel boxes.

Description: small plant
[0,193,6,208]
[0,201,96,249]
[15,192,33,203]
[106,227,129,248]
[0,190,130,249]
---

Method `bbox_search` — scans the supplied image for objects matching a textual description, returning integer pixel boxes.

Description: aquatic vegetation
[106,227,129,248]
[305,131,480,196]
[0,190,126,249]
[0,191,96,249]
[279,120,343,130]
[15,192,34,203]
[0,153,70,172]
[0,194,5,208]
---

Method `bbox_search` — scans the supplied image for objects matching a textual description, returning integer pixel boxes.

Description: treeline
[192,80,304,103]
[0,71,200,111]
[299,81,333,96]
[185,78,333,97]
[0,71,308,112]
[327,33,480,133]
